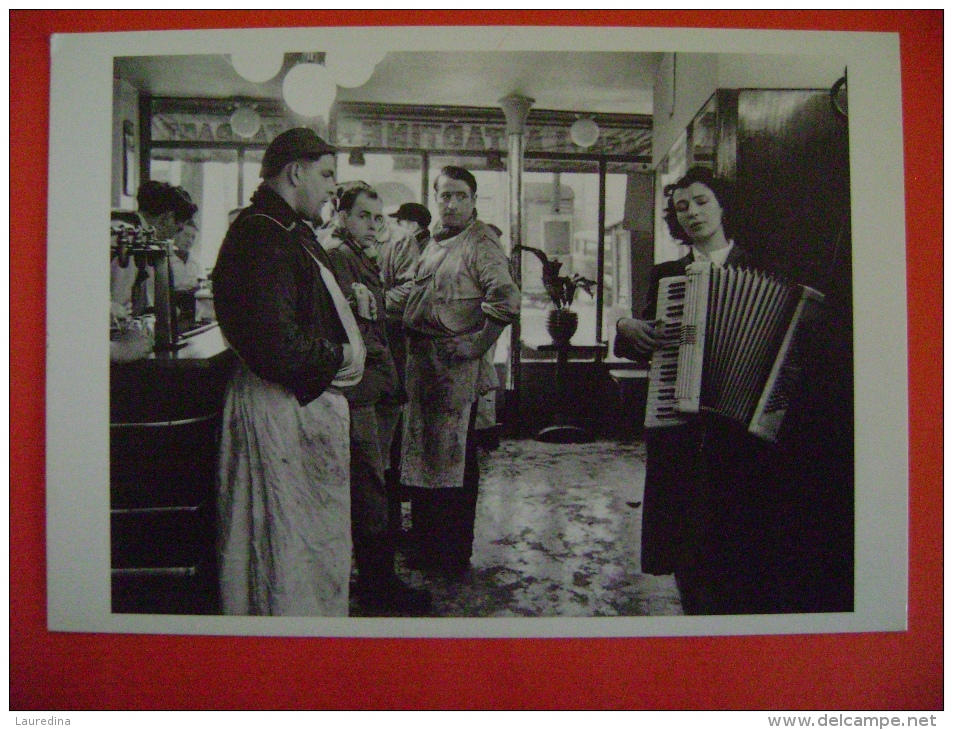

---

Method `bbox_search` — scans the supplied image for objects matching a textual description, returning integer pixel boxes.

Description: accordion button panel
[644,276,689,431]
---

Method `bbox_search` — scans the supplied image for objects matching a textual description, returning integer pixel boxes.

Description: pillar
[498,93,534,406]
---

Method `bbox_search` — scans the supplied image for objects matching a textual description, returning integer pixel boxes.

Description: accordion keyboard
[644,276,688,430]
[643,262,825,441]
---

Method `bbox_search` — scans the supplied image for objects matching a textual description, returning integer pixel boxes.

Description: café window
[149,147,265,278]
[146,97,286,276]
[336,151,425,212]
[142,98,653,360]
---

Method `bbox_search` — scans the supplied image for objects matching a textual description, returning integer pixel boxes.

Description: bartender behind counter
[170,219,206,328]
[110,181,197,361]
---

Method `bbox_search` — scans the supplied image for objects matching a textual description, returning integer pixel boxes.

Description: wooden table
[532,342,608,444]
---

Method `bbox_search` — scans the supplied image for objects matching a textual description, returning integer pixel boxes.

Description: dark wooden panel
[111,506,211,569]
[731,88,854,612]
[734,89,852,301]
[110,416,219,509]
[513,360,626,440]
[109,326,236,423]
[111,569,218,615]
[110,325,235,614]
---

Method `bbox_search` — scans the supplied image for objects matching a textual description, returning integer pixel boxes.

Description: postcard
[45,24,907,637]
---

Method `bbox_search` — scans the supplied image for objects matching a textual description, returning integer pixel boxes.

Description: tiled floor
[393,439,683,618]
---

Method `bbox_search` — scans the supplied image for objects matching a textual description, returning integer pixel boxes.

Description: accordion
[645,262,825,441]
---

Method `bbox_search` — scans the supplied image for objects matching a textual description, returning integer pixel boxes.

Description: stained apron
[217,364,352,616]
[400,333,485,490]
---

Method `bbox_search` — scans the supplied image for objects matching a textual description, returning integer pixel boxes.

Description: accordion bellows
[646,262,825,441]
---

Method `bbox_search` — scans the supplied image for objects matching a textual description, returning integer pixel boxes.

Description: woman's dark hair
[434,165,477,196]
[137,181,198,223]
[662,166,735,244]
[334,180,379,214]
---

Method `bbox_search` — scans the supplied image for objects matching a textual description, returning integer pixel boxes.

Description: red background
[10,10,942,710]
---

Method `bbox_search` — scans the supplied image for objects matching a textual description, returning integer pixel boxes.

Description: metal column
[498,93,534,409]
[596,159,607,359]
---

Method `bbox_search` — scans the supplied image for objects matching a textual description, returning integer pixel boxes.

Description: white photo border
[46,25,908,638]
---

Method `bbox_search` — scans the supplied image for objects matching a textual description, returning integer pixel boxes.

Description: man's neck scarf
[433,210,477,242]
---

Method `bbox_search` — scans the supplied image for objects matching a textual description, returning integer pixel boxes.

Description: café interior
[109,47,854,618]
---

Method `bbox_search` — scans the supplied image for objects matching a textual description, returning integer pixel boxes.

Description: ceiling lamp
[570,117,600,148]
[282,58,337,119]
[229,105,262,139]
[323,49,387,88]
[230,50,285,83]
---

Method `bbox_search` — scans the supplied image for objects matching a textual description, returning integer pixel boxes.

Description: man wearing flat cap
[390,203,432,249]
[378,202,433,383]
[213,127,366,617]
[376,201,434,538]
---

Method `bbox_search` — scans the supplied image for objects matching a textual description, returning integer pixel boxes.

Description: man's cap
[261,127,335,178]
[388,202,432,229]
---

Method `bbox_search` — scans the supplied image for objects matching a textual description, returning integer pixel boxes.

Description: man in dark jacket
[213,128,365,616]
[327,183,431,616]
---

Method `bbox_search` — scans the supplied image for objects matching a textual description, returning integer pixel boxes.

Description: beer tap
[110,211,181,353]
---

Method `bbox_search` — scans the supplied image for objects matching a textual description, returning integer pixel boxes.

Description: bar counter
[110,323,236,423]
[110,324,237,614]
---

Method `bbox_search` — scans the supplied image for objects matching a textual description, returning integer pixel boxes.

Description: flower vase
[546,308,578,345]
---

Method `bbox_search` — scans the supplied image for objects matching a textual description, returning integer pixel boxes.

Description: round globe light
[282,62,337,119]
[570,117,600,148]
[324,50,386,88]
[229,106,262,139]
[230,50,285,84]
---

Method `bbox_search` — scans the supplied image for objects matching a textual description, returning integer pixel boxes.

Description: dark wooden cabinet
[685,88,852,303]
[110,326,236,614]
[657,87,854,613]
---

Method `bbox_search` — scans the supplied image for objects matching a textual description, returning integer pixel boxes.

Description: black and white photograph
[45,25,908,637]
